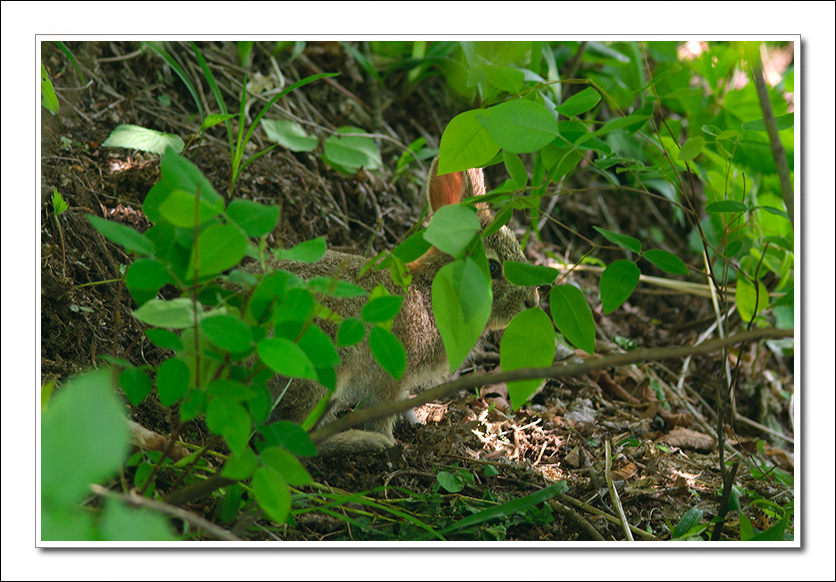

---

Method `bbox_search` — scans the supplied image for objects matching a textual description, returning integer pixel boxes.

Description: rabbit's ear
[427,157,466,213]
[427,157,489,216]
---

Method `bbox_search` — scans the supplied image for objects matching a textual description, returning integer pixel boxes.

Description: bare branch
[311,327,792,444]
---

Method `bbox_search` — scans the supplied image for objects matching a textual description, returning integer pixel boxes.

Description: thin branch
[751,61,794,226]
[605,439,633,541]
[310,327,793,444]
[556,493,655,540]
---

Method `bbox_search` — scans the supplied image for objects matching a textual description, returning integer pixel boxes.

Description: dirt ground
[39,41,795,542]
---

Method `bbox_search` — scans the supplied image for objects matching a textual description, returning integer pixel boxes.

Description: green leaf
[739,513,755,541]
[207,379,257,402]
[87,215,155,255]
[480,204,514,238]
[758,205,790,221]
[261,119,318,152]
[157,188,223,228]
[501,309,556,409]
[260,447,313,486]
[323,126,382,170]
[298,325,341,368]
[206,399,251,456]
[222,448,259,480]
[133,298,196,329]
[475,99,559,154]
[724,240,744,258]
[728,486,743,513]
[362,295,404,323]
[556,87,601,117]
[198,113,238,132]
[126,258,169,290]
[437,470,470,493]
[179,389,207,422]
[307,277,368,298]
[735,277,769,322]
[276,237,326,263]
[742,113,793,132]
[600,260,641,314]
[99,499,178,541]
[369,327,407,380]
[186,224,248,280]
[315,366,336,393]
[593,226,642,254]
[41,62,59,113]
[251,270,301,321]
[677,137,705,161]
[750,515,790,541]
[258,338,317,380]
[673,507,703,538]
[337,318,366,347]
[226,199,280,238]
[503,151,528,189]
[102,124,184,155]
[393,232,432,263]
[252,466,291,524]
[119,367,153,405]
[51,188,68,215]
[437,109,501,174]
[201,315,253,353]
[432,257,492,372]
[592,102,653,137]
[144,149,224,225]
[706,200,749,213]
[41,508,96,542]
[156,358,190,406]
[481,64,525,94]
[389,254,413,292]
[642,249,689,276]
[423,204,481,258]
[125,258,169,306]
[504,261,559,286]
[41,370,130,508]
[549,285,595,355]
[145,328,183,351]
[274,288,315,329]
[259,421,318,457]
[541,146,584,184]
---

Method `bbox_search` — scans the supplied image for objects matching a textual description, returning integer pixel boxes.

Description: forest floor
[39,41,795,542]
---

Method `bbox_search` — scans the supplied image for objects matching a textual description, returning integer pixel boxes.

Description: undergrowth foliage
[41,40,794,542]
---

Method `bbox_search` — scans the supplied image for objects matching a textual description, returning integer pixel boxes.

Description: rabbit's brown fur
[263,158,538,455]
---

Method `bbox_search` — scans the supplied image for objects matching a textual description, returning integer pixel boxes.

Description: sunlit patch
[677,40,708,61]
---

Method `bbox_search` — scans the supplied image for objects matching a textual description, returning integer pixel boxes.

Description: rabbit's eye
[488,259,501,279]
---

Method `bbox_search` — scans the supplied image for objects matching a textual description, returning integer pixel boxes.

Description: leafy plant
[41,370,178,541]
[54,41,86,86]
[41,42,86,115]
[189,42,336,194]
[80,147,416,526]
[416,40,793,405]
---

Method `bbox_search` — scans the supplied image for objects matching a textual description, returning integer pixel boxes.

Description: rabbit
[261,157,539,455]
